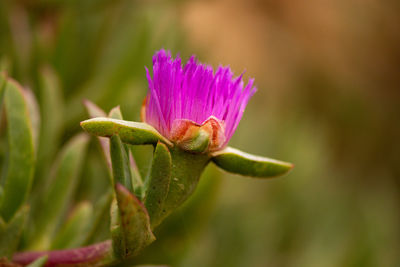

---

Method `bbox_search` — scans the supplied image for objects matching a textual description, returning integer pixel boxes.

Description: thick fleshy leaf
[29,134,89,250]
[161,147,210,223]
[25,255,48,267]
[211,147,294,178]
[144,142,172,228]
[51,202,94,249]
[34,66,64,187]
[0,206,28,258]
[80,117,172,146]
[111,184,155,259]
[0,79,35,222]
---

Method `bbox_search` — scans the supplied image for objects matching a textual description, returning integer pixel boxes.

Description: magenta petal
[144,49,256,148]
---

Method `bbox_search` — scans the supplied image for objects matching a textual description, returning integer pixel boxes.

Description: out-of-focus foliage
[178,0,400,266]
[0,0,399,266]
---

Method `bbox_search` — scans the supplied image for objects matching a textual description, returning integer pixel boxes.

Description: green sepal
[178,129,210,153]
[25,255,48,267]
[144,142,172,228]
[29,134,89,250]
[211,147,293,178]
[80,117,172,146]
[0,205,28,258]
[111,183,155,259]
[51,202,94,249]
[0,79,35,222]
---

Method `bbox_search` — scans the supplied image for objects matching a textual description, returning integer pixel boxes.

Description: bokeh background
[0,0,399,266]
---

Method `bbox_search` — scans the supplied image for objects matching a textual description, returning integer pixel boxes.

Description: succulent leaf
[211,147,293,178]
[112,184,155,258]
[0,79,35,222]
[160,147,210,223]
[144,142,172,228]
[80,117,172,146]
[35,66,64,187]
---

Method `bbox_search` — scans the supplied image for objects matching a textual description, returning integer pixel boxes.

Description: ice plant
[3,51,293,266]
[143,49,256,152]
[80,49,293,247]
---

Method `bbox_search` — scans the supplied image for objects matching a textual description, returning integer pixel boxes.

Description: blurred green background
[0,0,399,266]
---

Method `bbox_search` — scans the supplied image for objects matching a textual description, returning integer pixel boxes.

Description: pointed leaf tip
[83,99,107,118]
[25,255,48,267]
[211,147,293,178]
[0,205,29,258]
[80,117,172,146]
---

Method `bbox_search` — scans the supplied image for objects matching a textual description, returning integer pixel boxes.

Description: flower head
[143,49,256,152]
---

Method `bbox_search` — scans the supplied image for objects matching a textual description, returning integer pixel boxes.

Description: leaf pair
[81,117,294,179]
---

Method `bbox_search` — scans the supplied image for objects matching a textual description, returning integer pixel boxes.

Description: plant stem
[12,240,113,266]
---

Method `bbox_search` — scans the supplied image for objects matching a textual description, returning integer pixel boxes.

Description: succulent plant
[0,50,292,266]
